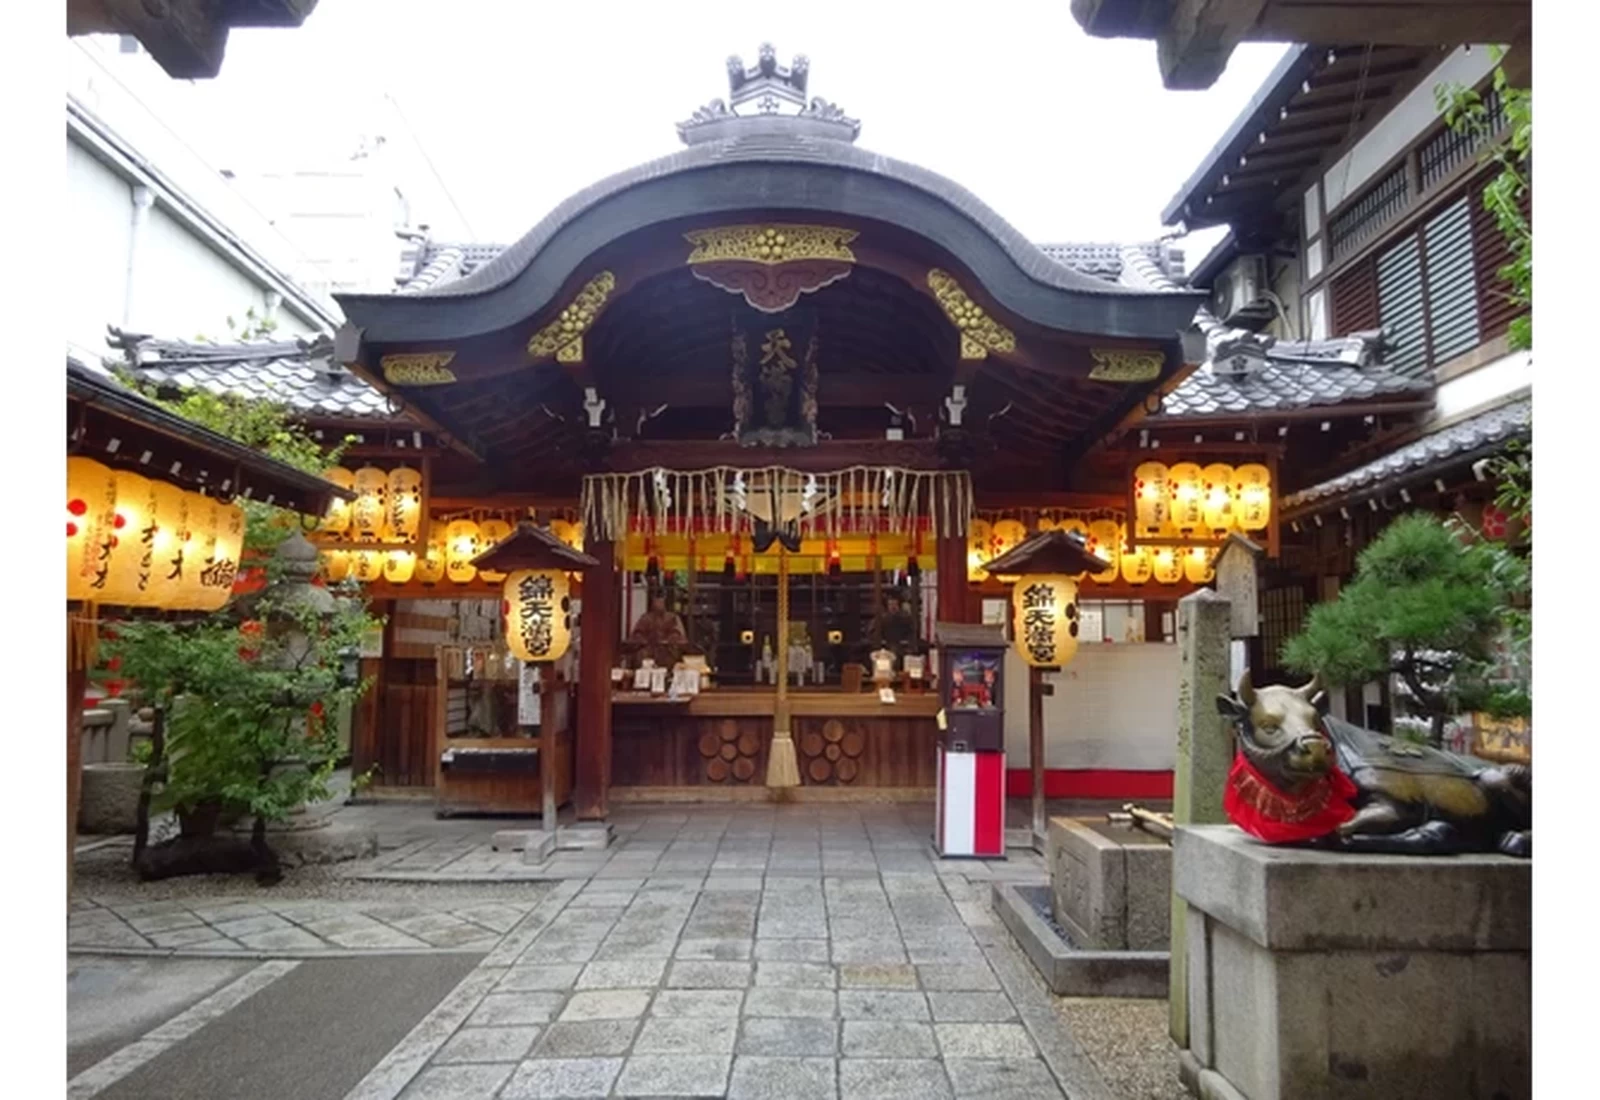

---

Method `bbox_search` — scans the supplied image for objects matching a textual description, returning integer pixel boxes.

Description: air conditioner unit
[1210,255,1271,326]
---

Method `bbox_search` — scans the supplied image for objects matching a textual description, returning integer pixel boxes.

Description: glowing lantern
[1184,545,1216,584]
[385,466,423,542]
[967,518,994,581]
[319,467,355,534]
[98,471,156,607]
[1120,533,1153,586]
[1012,575,1080,668]
[351,548,386,583]
[195,502,245,611]
[382,549,416,585]
[144,481,191,608]
[177,494,220,610]
[67,457,119,603]
[550,519,583,552]
[1152,546,1183,585]
[503,569,573,663]
[351,466,388,542]
[1233,464,1272,531]
[992,520,1029,561]
[1086,519,1121,584]
[1133,462,1170,537]
[415,529,447,585]
[445,519,481,584]
[477,518,514,583]
[1201,463,1236,535]
[321,550,351,583]
[1168,463,1204,534]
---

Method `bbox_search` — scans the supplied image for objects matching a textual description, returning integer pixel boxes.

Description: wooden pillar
[67,612,87,901]
[1028,666,1056,846]
[935,533,975,624]
[540,662,557,835]
[575,539,618,820]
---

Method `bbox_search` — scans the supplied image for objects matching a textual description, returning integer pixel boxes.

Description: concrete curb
[992,881,1169,998]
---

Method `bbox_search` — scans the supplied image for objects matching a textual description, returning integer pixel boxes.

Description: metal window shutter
[1377,237,1427,377]
[1423,195,1482,364]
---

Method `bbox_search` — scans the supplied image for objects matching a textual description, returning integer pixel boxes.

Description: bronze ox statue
[1216,673,1530,857]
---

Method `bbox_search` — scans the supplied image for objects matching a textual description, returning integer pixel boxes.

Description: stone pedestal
[1048,817,1170,951]
[1174,825,1530,1100]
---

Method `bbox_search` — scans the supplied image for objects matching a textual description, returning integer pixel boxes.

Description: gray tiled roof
[1280,396,1531,513]
[105,329,390,419]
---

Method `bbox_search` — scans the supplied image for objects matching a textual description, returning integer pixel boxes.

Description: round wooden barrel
[719,720,740,742]
[698,732,722,759]
[823,719,845,743]
[841,729,865,758]
[837,757,859,783]
[732,757,756,782]
[801,730,826,757]
[719,742,738,761]
[807,757,833,783]
[737,731,760,757]
[707,758,730,782]
[824,743,842,762]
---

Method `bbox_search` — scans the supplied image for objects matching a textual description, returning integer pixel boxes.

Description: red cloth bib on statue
[1224,752,1360,844]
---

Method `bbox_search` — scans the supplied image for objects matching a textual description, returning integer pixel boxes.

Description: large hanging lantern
[382,549,416,585]
[351,548,386,584]
[550,519,584,552]
[1233,464,1272,531]
[992,519,1029,562]
[1201,463,1236,535]
[67,457,120,603]
[503,569,573,663]
[385,466,423,542]
[144,481,191,608]
[1152,546,1184,585]
[195,502,245,611]
[1086,518,1121,584]
[445,519,481,584]
[967,518,994,581]
[477,518,514,583]
[415,529,447,585]
[1133,462,1171,537]
[321,549,351,583]
[1119,530,1153,586]
[351,466,388,543]
[319,467,355,534]
[1013,574,1080,668]
[1184,545,1216,585]
[99,471,156,607]
[176,493,220,610]
[1168,462,1205,534]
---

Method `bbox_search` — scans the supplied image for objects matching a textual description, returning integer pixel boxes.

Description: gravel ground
[71,841,555,905]
[1054,996,1188,1100]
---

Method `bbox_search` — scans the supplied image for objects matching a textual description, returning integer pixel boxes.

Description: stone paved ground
[71,803,1168,1098]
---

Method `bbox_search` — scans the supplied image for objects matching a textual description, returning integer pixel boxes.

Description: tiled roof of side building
[104,328,393,419]
[1280,396,1531,515]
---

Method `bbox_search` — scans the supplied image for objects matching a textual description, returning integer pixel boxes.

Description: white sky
[110,0,1289,259]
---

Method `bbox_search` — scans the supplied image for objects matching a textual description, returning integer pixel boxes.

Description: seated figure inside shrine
[869,593,919,658]
[627,590,690,668]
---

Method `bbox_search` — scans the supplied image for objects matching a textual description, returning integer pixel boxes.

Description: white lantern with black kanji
[144,481,191,608]
[1233,464,1272,531]
[1168,462,1205,534]
[319,467,355,534]
[1133,461,1170,537]
[382,549,416,585]
[503,569,573,663]
[66,457,119,603]
[1012,574,1080,669]
[445,519,481,584]
[1119,526,1153,586]
[415,528,447,585]
[99,470,157,607]
[351,466,388,542]
[1201,463,1236,535]
[385,466,423,542]
[1086,518,1121,584]
[195,502,245,611]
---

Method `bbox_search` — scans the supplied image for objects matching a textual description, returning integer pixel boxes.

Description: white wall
[1002,642,1180,772]
[65,137,136,364]
[1434,350,1532,421]
[1323,46,1498,210]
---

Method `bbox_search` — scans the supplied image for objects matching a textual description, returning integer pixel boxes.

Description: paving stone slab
[467,993,566,1027]
[533,1020,640,1058]
[756,962,838,989]
[837,990,930,1021]
[674,937,753,961]
[837,964,919,990]
[755,938,832,963]
[927,992,1019,1023]
[916,963,1001,991]
[933,1023,1038,1059]
[743,988,839,1019]
[649,989,746,1018]
[830,940,909,965]
[399,1062,517,1099]
[433,1026,542,1065]
[632,1015,738,1055]
[575,959,666,989]
[727,1056,839,1100]
[943,1057,1067,1099]
[664,960,753,989]
[841,1020,939,1058]
[737,1017,839,1057]
[838,1057,953,1100]
[558,990,652,1021]
[614,1054,731,1097]
[498,965,583,993]
[500,1057,624,1099]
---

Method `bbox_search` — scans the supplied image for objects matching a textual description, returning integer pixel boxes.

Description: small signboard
[517,663,541,727]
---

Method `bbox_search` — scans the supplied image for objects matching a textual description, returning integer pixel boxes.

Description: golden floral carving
[684,225,858,265]
[527,271,616,363]
[380,352,457,386]
[1088,348,1164,382]
[927,269,1015,360]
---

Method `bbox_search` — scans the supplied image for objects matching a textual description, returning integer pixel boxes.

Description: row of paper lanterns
[1133,461,1271,538]
[318,465,424,544]
[67,456,244,611]
[969,517,1218,586]
[319,517,586,588]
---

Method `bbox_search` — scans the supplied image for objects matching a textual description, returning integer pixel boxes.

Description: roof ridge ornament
[678,44,859,145]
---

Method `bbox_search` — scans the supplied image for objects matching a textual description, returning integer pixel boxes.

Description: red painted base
[1005,769,1174,801]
